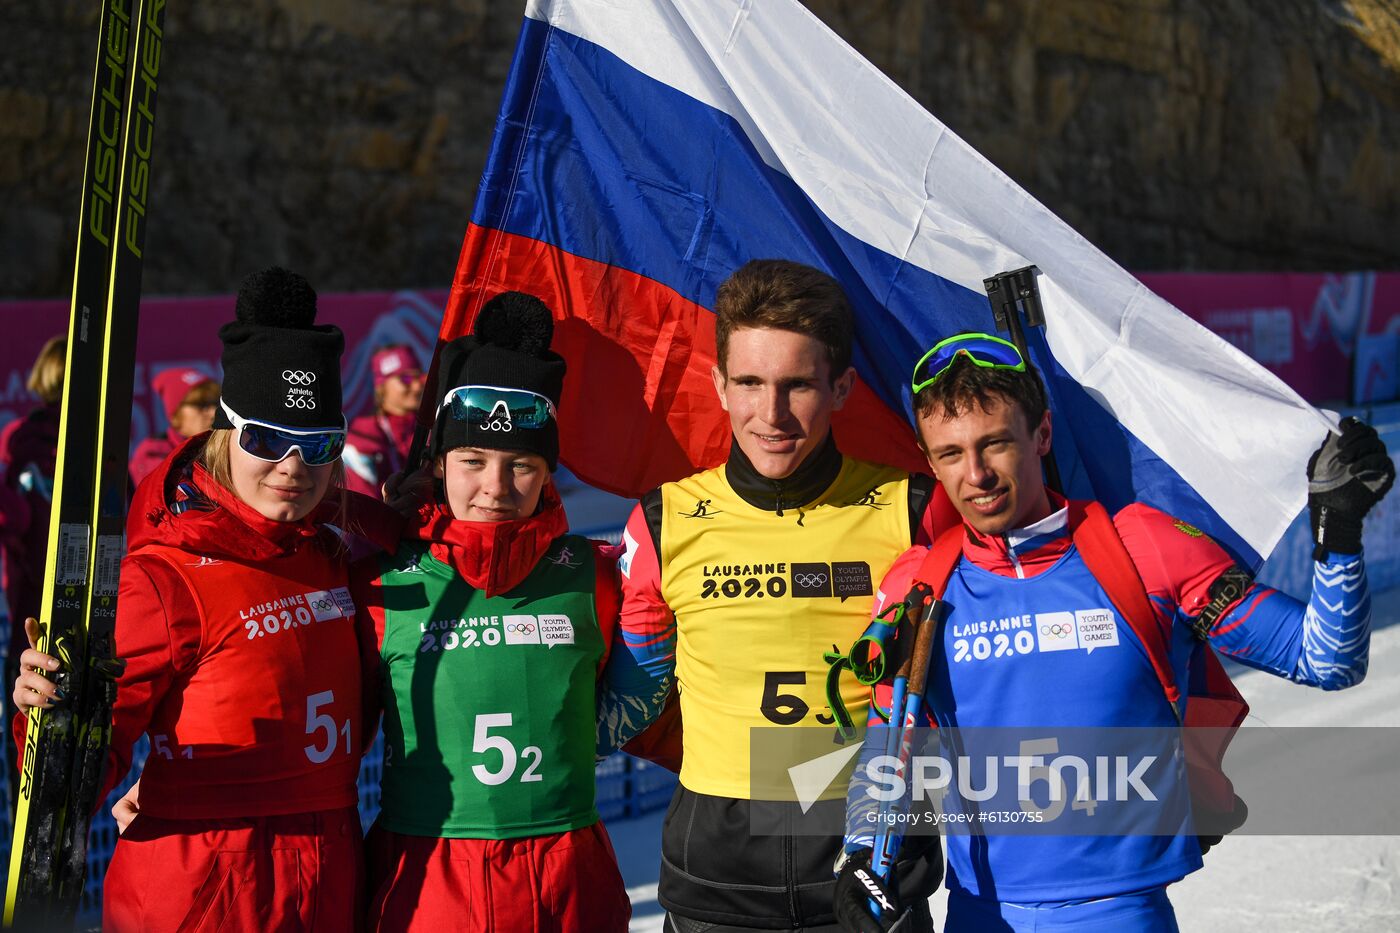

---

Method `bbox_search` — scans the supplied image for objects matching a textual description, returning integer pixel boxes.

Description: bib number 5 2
[471,713,543,786]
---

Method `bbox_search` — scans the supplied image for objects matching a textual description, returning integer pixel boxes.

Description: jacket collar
[724,433,842,515]
[962,492,1071,578]
[129,433,329,561]
[409,482,569,597]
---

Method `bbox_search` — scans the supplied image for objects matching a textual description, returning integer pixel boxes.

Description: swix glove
[833,848,915,933]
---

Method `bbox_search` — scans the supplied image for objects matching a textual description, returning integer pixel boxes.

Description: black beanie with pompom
[431,291,565,469]
[213,267,346,430]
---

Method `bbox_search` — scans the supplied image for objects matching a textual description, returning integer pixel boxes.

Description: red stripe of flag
[437,223,927,498]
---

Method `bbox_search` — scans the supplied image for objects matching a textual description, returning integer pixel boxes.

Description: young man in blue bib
[833,333,1393,932]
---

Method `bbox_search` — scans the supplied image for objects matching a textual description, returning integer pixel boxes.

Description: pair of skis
[4,0,167,925]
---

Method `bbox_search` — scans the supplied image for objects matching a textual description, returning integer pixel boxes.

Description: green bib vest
[375,536,603,839]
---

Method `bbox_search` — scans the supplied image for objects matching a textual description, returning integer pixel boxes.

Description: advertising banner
[0,291,449,448]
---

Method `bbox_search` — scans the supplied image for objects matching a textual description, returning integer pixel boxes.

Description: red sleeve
[592,540,622,676]
[1113,503,1237,618]
[616,504,672,649]
[616,502,682,771]
[349,557,387,751]
[97,554,203,806]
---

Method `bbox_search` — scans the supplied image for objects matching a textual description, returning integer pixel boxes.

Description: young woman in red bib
[13,268,400,932]
[354,292,642,932]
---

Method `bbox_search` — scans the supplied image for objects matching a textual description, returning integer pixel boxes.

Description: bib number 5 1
[471,713,543,786]
[304,690,352,764]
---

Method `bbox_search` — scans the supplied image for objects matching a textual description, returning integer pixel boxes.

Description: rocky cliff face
[3,0,1397,297]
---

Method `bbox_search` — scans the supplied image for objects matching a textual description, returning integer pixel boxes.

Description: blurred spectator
[128,367,219,489]
[1,335,64,633]
[343,345,423,498]
[1,335,64,804]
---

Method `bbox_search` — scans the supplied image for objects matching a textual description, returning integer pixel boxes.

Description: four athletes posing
[9,259,1395,931]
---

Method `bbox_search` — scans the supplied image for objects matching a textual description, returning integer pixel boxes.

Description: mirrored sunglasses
[911,332,1025,394]
[220,401,346,466]
[439,385,557,433]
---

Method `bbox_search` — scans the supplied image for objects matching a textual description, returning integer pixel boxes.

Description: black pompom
[473,291,554,357]
[235,267,318,329]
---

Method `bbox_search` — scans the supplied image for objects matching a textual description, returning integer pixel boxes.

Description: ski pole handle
[868,585,942,921]
[903,593,940,702]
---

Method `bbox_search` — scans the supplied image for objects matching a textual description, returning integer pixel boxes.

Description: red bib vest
[132,540,363,819]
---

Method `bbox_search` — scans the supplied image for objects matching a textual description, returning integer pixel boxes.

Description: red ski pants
[103,806,363,932]
[366,820,631,932]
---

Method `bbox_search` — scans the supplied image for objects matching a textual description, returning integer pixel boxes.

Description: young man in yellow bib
[612,260,949,932]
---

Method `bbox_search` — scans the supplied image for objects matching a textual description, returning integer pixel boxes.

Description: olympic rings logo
[506,622,536,634]
[282,370,317,385]
[312,597,334,612]
[1040,623,1072,637]
[794,573,828,588]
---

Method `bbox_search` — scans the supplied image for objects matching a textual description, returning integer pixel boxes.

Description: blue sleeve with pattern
[595,630,674,757]
[1203,552,1370,690]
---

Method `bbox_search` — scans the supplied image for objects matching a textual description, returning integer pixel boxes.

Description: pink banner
[1,273,1396,448]
[1139,272,1400,405]
[0,291,449,453]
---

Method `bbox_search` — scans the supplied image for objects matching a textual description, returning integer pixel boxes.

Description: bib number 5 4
[471,713,543,786]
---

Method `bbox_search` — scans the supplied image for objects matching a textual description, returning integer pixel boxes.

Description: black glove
[1308,417,1395,559]
[833,848,915,933]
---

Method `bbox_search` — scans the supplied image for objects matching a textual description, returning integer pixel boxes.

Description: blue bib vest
[930,544,1201,902]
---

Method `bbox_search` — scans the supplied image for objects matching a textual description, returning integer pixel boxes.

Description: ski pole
[868,583,941,916]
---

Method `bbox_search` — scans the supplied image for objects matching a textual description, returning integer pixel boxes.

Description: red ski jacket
[16,434,402,820]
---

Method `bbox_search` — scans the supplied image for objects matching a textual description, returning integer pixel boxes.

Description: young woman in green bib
[352,293,635,932]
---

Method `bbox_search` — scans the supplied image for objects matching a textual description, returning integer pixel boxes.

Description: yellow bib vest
[659,456,912,799]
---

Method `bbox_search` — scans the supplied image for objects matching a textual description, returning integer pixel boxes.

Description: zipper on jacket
[1004,534,1026,579]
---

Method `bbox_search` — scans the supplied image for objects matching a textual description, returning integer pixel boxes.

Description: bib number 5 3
[470,713,543,786]
[760,671,835,726]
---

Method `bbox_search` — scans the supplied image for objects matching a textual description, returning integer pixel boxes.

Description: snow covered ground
[611,587,1400,932]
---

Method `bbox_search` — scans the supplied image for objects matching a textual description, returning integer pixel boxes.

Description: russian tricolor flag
[439,0,1331,569]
